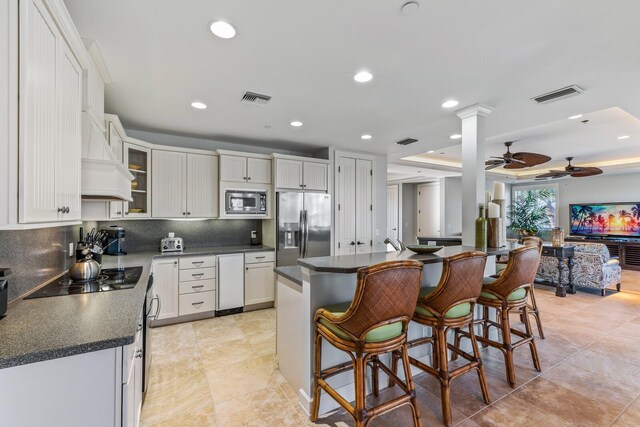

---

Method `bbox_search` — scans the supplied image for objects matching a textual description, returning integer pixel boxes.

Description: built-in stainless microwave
[225,189,267,215]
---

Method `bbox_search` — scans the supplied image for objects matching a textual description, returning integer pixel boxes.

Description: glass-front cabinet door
[124,142,151,218]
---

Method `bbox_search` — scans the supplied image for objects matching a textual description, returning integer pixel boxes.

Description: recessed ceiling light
[568,114,583,120]
[618,135,630,140]
[449,134,462,140]
[361,134,372,140]
[290,121,303,127]
[427,150,435,153]
[354,71,373,83]
[442,99,459,108]
[190,101,207,109]
[209,20,237,39]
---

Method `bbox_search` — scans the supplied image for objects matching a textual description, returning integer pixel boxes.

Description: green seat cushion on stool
[480,287,527,301]
[318,302,403,343]
[496,263,507,273]
[415,287,472,319]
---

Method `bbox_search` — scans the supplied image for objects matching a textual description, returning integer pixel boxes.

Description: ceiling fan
[535,157,603,180]
[485,141,551,170]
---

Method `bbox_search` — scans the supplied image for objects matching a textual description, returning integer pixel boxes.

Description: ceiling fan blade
[485,163,503,170]
[489,156,507,160]
[511,152,552,167]
[535,171,570,179]
[570,167,603,178]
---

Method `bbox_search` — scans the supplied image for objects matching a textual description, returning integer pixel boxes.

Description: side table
[540,245,576,297]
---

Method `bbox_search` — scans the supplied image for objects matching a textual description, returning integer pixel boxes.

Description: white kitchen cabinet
[19,0,82,223]
[335,154,373,255]
[124,142,151,218]
[152,150,187,218]
[275,157,328,192]
[245,261,275,306]
[152,258,179,321]
[152,150,217,218]
[303,161,328,191]
[187,153,218,218]
[247,157,272,184]
[219,152,271,184]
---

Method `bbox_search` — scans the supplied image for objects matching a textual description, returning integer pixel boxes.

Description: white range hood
[81,112,134,202]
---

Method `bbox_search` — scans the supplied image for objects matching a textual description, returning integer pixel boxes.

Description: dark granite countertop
[298,245,516,274]
[0,244,274,369]
[153,245,274,258]
[274,266,303,285]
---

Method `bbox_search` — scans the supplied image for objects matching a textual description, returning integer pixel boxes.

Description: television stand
[566,236,640,271]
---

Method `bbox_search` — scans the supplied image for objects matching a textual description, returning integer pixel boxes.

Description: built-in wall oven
[224,189,267,215]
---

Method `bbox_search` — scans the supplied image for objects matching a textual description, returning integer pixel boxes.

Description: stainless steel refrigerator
[276,192,331,266]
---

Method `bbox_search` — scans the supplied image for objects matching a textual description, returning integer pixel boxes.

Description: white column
[456,104,493,246]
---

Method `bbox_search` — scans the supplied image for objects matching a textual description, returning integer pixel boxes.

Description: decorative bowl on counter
[405,245,444,254]
[131,180,138,190]
[128,164,141,170]
[128,208,144,213]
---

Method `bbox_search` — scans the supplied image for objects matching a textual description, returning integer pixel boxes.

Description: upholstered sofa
[537,242,621,295]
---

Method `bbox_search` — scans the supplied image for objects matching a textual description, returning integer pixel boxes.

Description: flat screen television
[570,202,640,237]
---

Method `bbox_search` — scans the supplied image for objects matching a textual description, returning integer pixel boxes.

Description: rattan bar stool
[520,236,545,338]
[469,246,542,387]
[310,260,424,427]
[390,251,490,427]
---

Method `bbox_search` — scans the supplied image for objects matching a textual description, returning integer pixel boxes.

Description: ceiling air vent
[532,85,584,104]
[241,91,271,106]
[395,137,418,146]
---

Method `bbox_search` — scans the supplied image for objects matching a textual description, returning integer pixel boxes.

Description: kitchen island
[275,245,515,416]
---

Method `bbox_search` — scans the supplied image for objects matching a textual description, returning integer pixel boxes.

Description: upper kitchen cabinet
[273,154,329,192]
[219,150,271,184]
[18,0,89,224]
[105,114,126,219]
[152,148,218,218]
[124,139,152,218]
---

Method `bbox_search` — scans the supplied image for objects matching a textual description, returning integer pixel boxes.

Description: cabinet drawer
[179,278,216,295]
[245,251,275,264]
[179,255,216,270]
[179,291,215,316]
[179,267,216,282]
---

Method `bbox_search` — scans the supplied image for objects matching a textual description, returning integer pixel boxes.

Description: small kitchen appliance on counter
[103,225,127,256]
[25,266,143,299]
[0,268,10,318]
[161,233,183,253]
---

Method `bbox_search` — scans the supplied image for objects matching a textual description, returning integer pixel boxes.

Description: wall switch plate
[68,242,74,256]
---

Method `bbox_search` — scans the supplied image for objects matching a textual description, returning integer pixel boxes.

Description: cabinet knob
[349,241,356,246]
[57,207,64,213]
[183,212,187,216]
[125,212,130,215]
[357,241,365,245]
[187,212,191,215]
[247,176,251,180]
[116,211,122,215]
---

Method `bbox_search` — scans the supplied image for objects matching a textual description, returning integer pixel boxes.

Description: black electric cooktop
[25,266,143,299]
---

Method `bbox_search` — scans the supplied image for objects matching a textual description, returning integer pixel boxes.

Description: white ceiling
[64,0,640,160]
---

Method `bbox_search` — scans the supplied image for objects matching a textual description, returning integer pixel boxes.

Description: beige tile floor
[141,270,640,426]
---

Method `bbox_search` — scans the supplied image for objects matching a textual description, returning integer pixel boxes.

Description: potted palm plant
[507,189,552,237]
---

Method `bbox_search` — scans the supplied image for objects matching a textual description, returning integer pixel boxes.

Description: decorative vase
[488,218,503,248]
[475,206,487,248]
[552,227,565,247]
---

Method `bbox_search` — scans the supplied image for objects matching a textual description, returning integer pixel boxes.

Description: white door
[244,262,275,305]
[303,162,328,191]
[55,40,82,221]
[275,159,303,190]
[217,253,245,310]
[19,0,60,222]
[355,159,373,254]
[152,150,186,218]
[152,258,179,320]
[387,185,399,244]
[417,183,440,237]
[220,155,246,182]
[247,157,272,184]
[186,153,217,218]
[336,157,357,255]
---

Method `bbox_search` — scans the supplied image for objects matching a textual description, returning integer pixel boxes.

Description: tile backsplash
[92,219,262,252]
[0,225,80,302]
